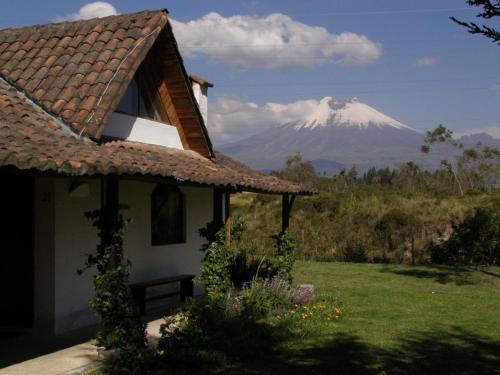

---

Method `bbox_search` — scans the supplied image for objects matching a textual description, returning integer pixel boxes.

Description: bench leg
[130,286,146,315]
[180,278,194,302]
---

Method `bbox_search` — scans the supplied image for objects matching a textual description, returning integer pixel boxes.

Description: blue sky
[1,1,499,144]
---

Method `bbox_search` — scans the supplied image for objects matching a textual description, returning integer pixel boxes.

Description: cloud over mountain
[209,96,352,144]
[209,96,412,144]
[171,12,382,69]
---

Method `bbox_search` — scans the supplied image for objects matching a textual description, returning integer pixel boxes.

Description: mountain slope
[219,97,425,172]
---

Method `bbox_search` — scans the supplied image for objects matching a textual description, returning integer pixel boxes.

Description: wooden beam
[213,189,224,228]
[281,194,297,234]
[100,175,119,268]
[225,191,231,245]
[282,194,290,234]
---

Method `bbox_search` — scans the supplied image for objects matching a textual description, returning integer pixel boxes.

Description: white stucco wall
[121,181,211,286]
[52,178,212,334]
[54,179,100,334]
[192,82,208,126]
[102,112,184,149]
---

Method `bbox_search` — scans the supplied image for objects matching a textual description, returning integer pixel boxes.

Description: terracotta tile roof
[0,78,311,195]
[0,10,166,138]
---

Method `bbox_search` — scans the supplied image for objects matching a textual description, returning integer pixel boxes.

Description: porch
[0,170,300,369]
[0,315,168,374]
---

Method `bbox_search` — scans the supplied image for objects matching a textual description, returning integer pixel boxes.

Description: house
[0,9,310,339]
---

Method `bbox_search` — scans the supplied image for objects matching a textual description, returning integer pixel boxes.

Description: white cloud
[209,95,331,144]
[416,57,439,67]
[489,83,500,91]
[171,13,382,69]
[55,2,117,22]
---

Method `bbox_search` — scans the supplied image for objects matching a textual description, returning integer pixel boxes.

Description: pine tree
[451,1,500,43]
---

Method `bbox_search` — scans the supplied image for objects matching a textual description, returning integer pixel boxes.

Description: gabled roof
[0,77,311,195]
[0,10,213,157]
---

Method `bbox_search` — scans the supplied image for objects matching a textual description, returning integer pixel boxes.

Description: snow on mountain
[288,97,413,131]
[218,97,498,174]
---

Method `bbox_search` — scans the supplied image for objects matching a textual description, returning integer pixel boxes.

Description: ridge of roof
[0,75,78,137]
[0,9,168,33]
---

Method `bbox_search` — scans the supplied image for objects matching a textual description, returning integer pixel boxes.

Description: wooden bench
[130,274,195,315]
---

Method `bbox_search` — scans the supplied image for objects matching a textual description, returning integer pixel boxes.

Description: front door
[0,175,34,330]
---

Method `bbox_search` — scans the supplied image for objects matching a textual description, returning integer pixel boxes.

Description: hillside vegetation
[232,147,500,264]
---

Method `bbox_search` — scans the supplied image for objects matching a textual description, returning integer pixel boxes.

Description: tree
[457,143,500,191]
[451,1,500,43]
[421,125,465,195]
[273,153,317,188]
[375,209,420,263]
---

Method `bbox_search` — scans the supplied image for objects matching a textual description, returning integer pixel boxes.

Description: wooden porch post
[281,194,296,234]
[100,175,119,267]
[225,191,231,245]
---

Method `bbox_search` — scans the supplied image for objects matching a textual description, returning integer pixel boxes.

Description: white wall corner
[192,82,208,126]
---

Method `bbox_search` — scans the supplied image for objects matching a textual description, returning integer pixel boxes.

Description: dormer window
[116,70,162,121]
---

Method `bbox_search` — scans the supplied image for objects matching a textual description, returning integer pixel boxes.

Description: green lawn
[95,262,500,374]
[288,261,500,374]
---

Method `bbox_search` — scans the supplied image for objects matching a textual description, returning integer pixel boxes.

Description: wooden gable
[135,22,213,158]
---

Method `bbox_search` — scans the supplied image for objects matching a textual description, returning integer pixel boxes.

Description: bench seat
[130,274,195,315]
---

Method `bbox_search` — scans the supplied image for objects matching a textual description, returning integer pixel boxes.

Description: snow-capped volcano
[218,97,423,173]
[288,97,412,130]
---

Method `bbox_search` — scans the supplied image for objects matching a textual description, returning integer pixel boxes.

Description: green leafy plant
[271,230,296,280]
[431,206,500,266]
[199,225,233,299]
[79,210,151,374]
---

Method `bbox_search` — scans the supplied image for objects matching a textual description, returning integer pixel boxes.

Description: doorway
[0,175,34,333]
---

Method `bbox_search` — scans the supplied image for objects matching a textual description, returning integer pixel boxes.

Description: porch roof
[0,78,312,195]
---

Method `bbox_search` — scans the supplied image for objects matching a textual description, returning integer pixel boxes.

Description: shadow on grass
[161,326,500,375]
[383,328,500,375]
[380,265,474,285]
[481,269,500,278]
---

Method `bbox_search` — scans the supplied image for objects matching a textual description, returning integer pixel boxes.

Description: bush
[158,289,287,370]
[199,220,298,290]
[271,230,296,280]
[199,227,234,299]
[431,207,500,266]
[341,242,369,263]
[241,275,295,319]
[79,211,151,374]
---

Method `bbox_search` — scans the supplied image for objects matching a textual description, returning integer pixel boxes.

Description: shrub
[431,207,500,266]
[271,230,296,280]
[79,211,151,374]
[158,290,286,369]
[199,226,234,299]
[341,242,369,263]
[241,275,295,319]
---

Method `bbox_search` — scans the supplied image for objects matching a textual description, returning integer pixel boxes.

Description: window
[151,184,185,246]
[116,70,162,121]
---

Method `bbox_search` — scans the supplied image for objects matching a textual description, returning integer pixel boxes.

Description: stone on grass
[293,284,315,304]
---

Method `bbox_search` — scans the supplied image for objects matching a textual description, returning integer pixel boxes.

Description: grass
[93,262,500,374]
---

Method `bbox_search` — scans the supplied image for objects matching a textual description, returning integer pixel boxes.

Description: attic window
[116,71,161,121]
